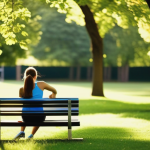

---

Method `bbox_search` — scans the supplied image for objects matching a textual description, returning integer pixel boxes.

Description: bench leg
[68,129,72,140]
[67,100,83,141]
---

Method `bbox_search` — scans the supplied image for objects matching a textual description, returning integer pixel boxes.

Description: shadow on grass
[0,142,5,150]
[1,127,150,150]
[80,99,150,121]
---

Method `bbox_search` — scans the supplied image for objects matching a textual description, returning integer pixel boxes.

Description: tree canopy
[0,0,42,65]
[0,0,41,53]
[31,5,91,66]
[45,0,150,40]
[103,25,150,67]
[1,0,150,51]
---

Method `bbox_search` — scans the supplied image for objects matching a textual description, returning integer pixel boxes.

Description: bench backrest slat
[0,98,79,117]
[0,104,79,107]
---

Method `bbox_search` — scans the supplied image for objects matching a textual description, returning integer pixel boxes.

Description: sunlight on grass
[42,82,150,104]
[1,81,150,150]
[2,113,150,141]
[104,82,150,104]
[1,81,150,104]
[80,113,150,140]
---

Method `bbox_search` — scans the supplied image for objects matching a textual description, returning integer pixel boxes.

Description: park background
[1,1,150,83]
[1,0,150,150]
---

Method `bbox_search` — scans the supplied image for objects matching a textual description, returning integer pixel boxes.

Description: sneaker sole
[13,135,25,141]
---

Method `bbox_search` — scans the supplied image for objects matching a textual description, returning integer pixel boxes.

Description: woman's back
[23,82,44,112]
[32,82,43,98]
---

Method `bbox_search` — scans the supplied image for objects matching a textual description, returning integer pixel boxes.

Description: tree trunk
[118,65,129,82]
[124,65,129,81]
[80,5,104,96]
[87,66,92,81]
[145,0,150,8]
[0,66,4,82]
[104,67,111,81]
[76,65,81,81]
[69,67,74,80]
[16,65,21,81]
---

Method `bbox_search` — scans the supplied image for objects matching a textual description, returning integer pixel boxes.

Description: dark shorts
[22,115,46,123]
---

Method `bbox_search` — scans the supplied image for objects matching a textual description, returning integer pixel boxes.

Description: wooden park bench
[0,98,83,140]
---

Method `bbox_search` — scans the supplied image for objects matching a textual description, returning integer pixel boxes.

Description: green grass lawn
[1,81,150,150]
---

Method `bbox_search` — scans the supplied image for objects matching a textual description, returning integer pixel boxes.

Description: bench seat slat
[0,121,80,126]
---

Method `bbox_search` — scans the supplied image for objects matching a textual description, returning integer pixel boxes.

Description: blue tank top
[32,82,43,98]
[22,82,43,112]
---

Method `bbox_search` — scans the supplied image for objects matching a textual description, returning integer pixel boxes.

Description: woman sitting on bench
[13,67,57,140]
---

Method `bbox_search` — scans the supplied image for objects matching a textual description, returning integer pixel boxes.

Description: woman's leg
[18,121,26,132]
[21,126,26,131]
[31,126,39,135]
[28,126,39,139]
[28,116,45,138]
[31,116,45,135]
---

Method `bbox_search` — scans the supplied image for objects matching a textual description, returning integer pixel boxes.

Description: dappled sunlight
[17,56,39,66]
[1,81,150,142]
[0,81,22,97]
[46,82,150,104]
[80,113,150,129]
[104,91,150,104]
[79,113,150,141]
[104,82,150,104]
[1,81,150,104]
[45,82,150,104]
[43,84,96,99]
[2,113,150,142]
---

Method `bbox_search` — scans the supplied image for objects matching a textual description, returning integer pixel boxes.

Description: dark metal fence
[3,66,150,81]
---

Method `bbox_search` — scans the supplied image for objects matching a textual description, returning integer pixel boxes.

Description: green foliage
[45,0,150,68]
[0,0,31,50]
[32,5,91,66]
[0,49,2,55]
[0,0,42,52]
[1,0,150,67]
[0,0,42,65]
[46,0,150,40]
[103,25,150,67]
[1,0,150,46]
[0,43,27,66]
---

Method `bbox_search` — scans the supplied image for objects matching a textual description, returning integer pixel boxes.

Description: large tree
[45,0,150,96]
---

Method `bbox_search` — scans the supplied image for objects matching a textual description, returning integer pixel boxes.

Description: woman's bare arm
[19,87,24,97]
[40,82,57,98]
[43,82,57,94]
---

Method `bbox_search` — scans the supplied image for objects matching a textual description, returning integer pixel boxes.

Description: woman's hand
[49,93,56,98]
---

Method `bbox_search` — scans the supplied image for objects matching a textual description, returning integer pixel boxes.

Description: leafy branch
[0,0,31,50]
